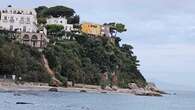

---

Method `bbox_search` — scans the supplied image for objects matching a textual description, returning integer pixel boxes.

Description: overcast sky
[1,0,195,90]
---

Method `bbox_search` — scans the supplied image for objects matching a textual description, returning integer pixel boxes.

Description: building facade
[19,32,48,48]
[81,22,102,36]
[0,6,38,33]
[46,16,73,32]
[101,25,112,37]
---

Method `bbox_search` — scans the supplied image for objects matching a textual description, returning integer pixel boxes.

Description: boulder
[112,86,118,91]
[16,102,33,104]
[67,81,73,87]
[128,83,139,89]
[48,88,58,92]
[135,91,162,97]
[80,90,87,93]
[105,86,112,91]
[49,77,62,87]
[145,82,167,94]
[13,93,21,96]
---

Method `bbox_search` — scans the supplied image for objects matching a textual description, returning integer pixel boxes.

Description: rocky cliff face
[128,82,167,96]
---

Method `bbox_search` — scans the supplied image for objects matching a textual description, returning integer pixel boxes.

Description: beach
[0,80,165,96]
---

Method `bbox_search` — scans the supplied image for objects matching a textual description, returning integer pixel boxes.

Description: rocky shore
[0,80,166,97]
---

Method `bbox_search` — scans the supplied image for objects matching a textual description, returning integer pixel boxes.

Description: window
[27,17,30,23]
[21,17,24,20]
[10,16,14,23]
[20,17,24,24]
[31,35,38,47]
[23,26,26,32]
[4,16,7,20]
[23,34,30,45]
[10,25,13,31]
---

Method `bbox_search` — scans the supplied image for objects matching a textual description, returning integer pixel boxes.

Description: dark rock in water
[135,92,162,97]
[16,102,33,104]
[101,91,107,94]
[49,88,58,92]
[14,93,21,96]
[80,90,87,92]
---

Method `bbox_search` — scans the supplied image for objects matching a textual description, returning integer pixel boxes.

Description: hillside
[43,34,146,88]
[0,5,147,88]
[0,33,146,88]
[0,35,50,83]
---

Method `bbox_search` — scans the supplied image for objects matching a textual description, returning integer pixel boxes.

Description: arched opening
[31,35,38,47]
[23,34,30,45]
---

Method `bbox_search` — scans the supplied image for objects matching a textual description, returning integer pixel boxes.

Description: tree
[0,35,50,83]
[115,23,127,33]
[105,22,127,37]
[67,15,80,24]
[43,6,75,17]
[35,6,48,17]
[46,24,64,35]
[37,17,47,24]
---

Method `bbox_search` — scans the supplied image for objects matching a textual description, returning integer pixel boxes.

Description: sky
[0,0,195,90]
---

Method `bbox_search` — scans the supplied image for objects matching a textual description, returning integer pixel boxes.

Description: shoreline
[0,81,166,97]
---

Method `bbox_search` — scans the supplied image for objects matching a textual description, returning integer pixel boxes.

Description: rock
[13,93,21,96]
[145,82,167,94]
[145,82,158,91]
[49,77,62,87]
[112,86,118,91]
[105,86,112,91]
[135,90,162,97]
[48,88,58,92]
[101,91,107,94]
[67,81,73,87]
[80,90,87,93]
[16,102,33,104]
[128,83,139,89]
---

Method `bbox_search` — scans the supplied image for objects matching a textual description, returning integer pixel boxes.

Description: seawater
[0,91,194,110]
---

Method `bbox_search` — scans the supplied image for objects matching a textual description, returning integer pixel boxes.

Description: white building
[0,6,38,32]
[46,16,73,32]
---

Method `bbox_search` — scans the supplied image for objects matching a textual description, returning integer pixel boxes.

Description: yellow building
[81,23,101,36]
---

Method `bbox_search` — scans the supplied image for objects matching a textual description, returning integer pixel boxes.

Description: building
[19,31,49,49]
[46,16,73,32]
[101,25,112,37]
[81,22,102,36]
[0,6,49,49]
[0,6,38,32]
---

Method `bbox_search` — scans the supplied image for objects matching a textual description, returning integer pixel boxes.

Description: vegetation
[43,34,146,87]
[0,34,50,82]
[104,22,127,37]
[43,6,75,18]
[0,5,146,88]
[35,6,80,25]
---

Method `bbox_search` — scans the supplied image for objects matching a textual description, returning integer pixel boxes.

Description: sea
[0,90,194,110]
